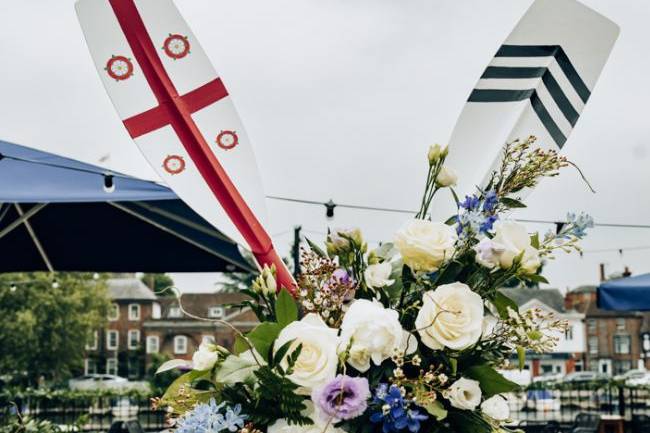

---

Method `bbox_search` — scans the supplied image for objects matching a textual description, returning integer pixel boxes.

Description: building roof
[107,278,157,301]
[499,287,566,313]
[584,301,642,318]
[157,292,255,321]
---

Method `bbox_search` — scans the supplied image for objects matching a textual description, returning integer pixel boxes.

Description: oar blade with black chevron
[438,0,619,216]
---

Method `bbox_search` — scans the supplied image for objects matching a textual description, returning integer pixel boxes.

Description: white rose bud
[435,166,458,188]
[395,219,457,273]
[492,221,541,274]
[415,282,484,350]
[192,341,220,371]
[445,378,482,411]
[428,144,443,164]
[481,395,510,421]
[339,299,416,372]
[252,264,277,295]
[364,262,394,290]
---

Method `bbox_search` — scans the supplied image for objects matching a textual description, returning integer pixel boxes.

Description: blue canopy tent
[0,140,255,273]
[598,273,650,311]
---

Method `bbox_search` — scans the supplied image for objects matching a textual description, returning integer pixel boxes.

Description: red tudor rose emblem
[163,34,190,59]
[162,155,186,175]
[216,130,239,150]
[105,55,134,81]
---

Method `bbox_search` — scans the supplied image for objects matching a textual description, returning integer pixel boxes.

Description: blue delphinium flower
[176,399,246,433]
[566,212,594,238]
[370,384,428,433]
[460,195,480,211]
[482,190,498,213]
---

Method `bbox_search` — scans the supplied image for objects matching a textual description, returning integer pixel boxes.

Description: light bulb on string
[52,279,59,289]
[325,199,336,219]
[10,284,17,292]
[103,173,115,193]
[93,273,100,280]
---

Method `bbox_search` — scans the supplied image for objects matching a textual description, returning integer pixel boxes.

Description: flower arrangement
[157,136,593,433]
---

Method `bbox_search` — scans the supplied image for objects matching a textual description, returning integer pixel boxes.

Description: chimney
[599,263,606,282]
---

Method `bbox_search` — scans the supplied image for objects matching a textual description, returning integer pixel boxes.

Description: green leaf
[275,288,298,328]
[233,335,249,355]
[517,346,526,370]
[492,291,519,320]
[530,232,540,249]
[216,354,259,385]
[305,237,327,257]
[160,369,210,405]
[500,197,527,208]
[525,274,549,284]
[414,388,447,420]
[247,322,282,361]
[465,364,520,397]
[449,358,458,376]
[448,410,492,433]
[444,215,458,226]
[272,339,295,367]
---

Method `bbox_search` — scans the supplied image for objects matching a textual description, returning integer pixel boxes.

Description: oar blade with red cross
[76,0,296,292]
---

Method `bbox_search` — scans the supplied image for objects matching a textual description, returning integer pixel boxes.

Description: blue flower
[370,384,428,433]
[482,190,498,213]
[566,212,594,238]
[176,399,247,433]
[460,195,480,211]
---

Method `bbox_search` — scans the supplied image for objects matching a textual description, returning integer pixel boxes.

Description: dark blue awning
[598,273,650,311]
[0,140,254,273]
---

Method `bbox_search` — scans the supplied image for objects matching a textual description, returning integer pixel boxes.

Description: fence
[1,393,167,432]
[507,382,650,430]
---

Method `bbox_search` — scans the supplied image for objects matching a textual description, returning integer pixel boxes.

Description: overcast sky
[1,0,649,293]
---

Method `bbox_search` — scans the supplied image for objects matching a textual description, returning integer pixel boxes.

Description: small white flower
[435,166,458,188]
[192,341,220,371]
[395,219,457,273]
[415,282,484,350]
[492,221,541,274]
[340,299,416,372]
[445,377,482,411]
[474,238,505,269]
[481,395,510,421]
[364,262,394,289]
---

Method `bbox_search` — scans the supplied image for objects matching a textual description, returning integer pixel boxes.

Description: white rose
[340,299,416,372]
[364,262,394,289]
[481,395,510,421]
[474,238,505,269]
[435,166,458,187]
[415,282,484,350]
[274,313,339,392]
[445,378,482,411]
[492,221,541,274]
[192,341,220,371]
[395,219,457,273]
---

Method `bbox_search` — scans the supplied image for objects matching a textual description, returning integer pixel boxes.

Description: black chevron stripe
[468,88,567,148]
[495,45,591,103]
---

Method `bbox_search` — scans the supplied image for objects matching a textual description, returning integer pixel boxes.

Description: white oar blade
[441,0,619,210]
[76,0,267,249]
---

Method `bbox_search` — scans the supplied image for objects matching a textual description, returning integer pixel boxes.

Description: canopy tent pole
[0,203,47,240]
[14,203,54,272]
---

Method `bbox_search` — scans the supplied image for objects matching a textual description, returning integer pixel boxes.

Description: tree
[141,273,175,296]
[0,273,110,386]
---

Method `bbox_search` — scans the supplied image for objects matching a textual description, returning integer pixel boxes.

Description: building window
[174,335,188,354]
[128,359,139,379]
[208,307,224,318]
[588,336,598,355]
[574,360,584,372]
[84,358,98,375]
[614,334,631,354]
[587,319,597,333]
[106,330,119,350]
[152,302,161,319]
[106,358,118,375]
[146,336,159,354]
[169,306,182,318]
[565,326,574,341]
[614,360,632,375]
[108,303,119,321]
[128,304,141,321]
[86,331,98,351]
[616,318,626,331]
[128,330,140,349]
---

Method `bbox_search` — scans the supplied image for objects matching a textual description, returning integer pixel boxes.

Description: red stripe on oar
[123,78,229,138]
[108,0,296,293]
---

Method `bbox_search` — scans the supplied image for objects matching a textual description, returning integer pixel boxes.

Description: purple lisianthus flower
[312,375,370,421]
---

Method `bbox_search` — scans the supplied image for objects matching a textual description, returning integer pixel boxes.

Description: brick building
[83,277,257,379]
[501,287,585,377]
[565,284,646,374]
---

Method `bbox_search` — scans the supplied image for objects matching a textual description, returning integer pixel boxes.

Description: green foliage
[0,405,87,433]
[245,322,283,362]
[140,273,175,295]
[465,364,520,397]
[146,353,183,395]
[0,273,110,386]
[275,288,298,328]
